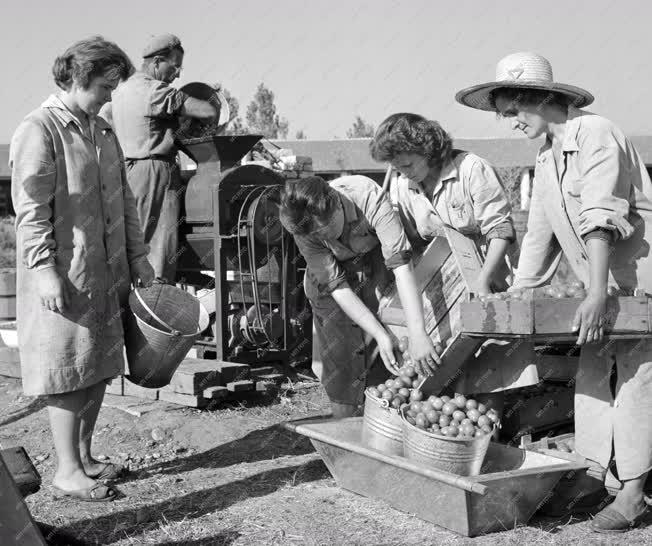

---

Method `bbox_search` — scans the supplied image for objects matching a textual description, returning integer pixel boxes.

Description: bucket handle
[133,285,202,337]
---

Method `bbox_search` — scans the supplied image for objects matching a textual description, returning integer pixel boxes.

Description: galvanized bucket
[125,283,209,388]
[401,408,493,476]
[361,389,404,456]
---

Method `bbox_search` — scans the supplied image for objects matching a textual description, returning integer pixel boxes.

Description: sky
[2,0,652,143]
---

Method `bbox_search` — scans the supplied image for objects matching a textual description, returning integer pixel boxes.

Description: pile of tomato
[367,365,423,409]
[404,394,499,439]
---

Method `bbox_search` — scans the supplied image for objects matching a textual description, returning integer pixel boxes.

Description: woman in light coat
[456,51,651,532]
[11,36,154,501]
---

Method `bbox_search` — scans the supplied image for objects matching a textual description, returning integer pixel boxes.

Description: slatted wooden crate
[460,293,652,341]
[377,228,486,394]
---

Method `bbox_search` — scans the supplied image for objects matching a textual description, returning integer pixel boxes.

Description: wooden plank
[203,385,229,401]
[534,296,648,334]
[460,299,533,335]
[168,358,225,395]
[158,388,209,408]
[226,379,255,392]
[443,226,484,294]
[123,379,159,400]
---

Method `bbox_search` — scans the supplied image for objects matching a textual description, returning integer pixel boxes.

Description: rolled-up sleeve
[575,138,634,240]
[10,120,57,270]
[513,178,563,288]
[148,83,188,118]
[294,235,349,294]
[367,189,413,269]
[469,159,515,241]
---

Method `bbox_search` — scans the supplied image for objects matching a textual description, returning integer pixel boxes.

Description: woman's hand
[374,330,400,375]
[408,329,440,376]
[131,260,156,288]
[35,268,69,313]
[572,292,608,345]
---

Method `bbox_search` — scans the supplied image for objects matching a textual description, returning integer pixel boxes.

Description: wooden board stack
[106,358,286,408]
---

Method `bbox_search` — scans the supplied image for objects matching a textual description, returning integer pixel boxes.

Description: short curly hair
[279,176,339,236]
[52,36,134,90]
[370,113,453,170]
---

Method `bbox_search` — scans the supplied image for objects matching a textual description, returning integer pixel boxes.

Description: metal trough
[284,417,587,537]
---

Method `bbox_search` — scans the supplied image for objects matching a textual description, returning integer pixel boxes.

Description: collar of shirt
[41,94,113,138]
[406,156,458,197]
[539,105,585,159]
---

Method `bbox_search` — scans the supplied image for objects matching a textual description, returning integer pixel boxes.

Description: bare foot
[52,467,97,492]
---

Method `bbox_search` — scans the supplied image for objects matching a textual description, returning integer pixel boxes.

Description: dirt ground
[1,375,650,546]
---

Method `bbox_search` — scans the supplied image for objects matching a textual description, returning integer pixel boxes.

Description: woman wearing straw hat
[369,114,539,409]
[456,51,651,532]
[10,37,154,502]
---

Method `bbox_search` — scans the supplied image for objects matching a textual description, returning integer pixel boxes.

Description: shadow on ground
[0,397,46,427]
[120,423,316,483]
[63,458,329,545]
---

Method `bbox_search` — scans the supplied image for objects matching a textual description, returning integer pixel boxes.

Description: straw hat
[455,52,594,111]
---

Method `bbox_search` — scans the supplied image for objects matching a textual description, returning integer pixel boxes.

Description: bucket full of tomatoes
[361,366,423,456]
[400,395,499,476]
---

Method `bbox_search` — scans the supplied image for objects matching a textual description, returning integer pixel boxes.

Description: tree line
[219,83,376,140]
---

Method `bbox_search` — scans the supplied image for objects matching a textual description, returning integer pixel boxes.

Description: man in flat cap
[104,34,218,282]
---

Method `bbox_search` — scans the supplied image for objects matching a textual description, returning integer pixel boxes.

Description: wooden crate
[461,294,652,341]
[377,228,486,394]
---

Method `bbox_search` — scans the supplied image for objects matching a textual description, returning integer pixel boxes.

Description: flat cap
[142,33,182,58]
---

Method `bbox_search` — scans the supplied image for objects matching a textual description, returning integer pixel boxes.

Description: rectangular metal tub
[285,417,586,537]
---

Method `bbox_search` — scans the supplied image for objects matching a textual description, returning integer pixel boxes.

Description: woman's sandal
[86,462,126,481]
[589,503,649,533]
[52,483,117,502]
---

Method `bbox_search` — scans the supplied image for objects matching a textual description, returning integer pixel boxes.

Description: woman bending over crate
[280,175,438,418]
[456,51,651,532]
[369,113,539,408]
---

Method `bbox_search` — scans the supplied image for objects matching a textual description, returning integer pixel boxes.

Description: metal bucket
[361,390,404,456]
[124,283,209,388]
[401,408,492,476]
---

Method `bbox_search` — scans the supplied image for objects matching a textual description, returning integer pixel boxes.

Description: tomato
[460,418,473,426]
[465,399,478,411]
[461,423,475,436]
[402,365,416,378]
[477,403,487,414]
[427,395,439,405]
[390,397,403,409]
[425,410,439,424]
[398,387,410,398]
[406,409,416,418]
[486,410,500,424]
[398,336,409,352]
[415,414,428,428]
[454,395,467,409]
[410,389,424,402]
[381,390,394,401]
[391,378,404,391]
[432,398,444,411]
[429,424,440,433]
[409,401,422,413]
[384,379,395,388]
[477,415,491,427]
[367,387,380,398]
[466,409,481,423]
[447,425,459,436]
[377,384,387,393]
[412,379,421,389]
[481,424,493,434]
[442,402,456,416]
[440,395,451,403]
[440,426,452,436]
[452,410,466,422]
[439,414,451,427]
[474,428,485,437]
[570,281,585,290]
